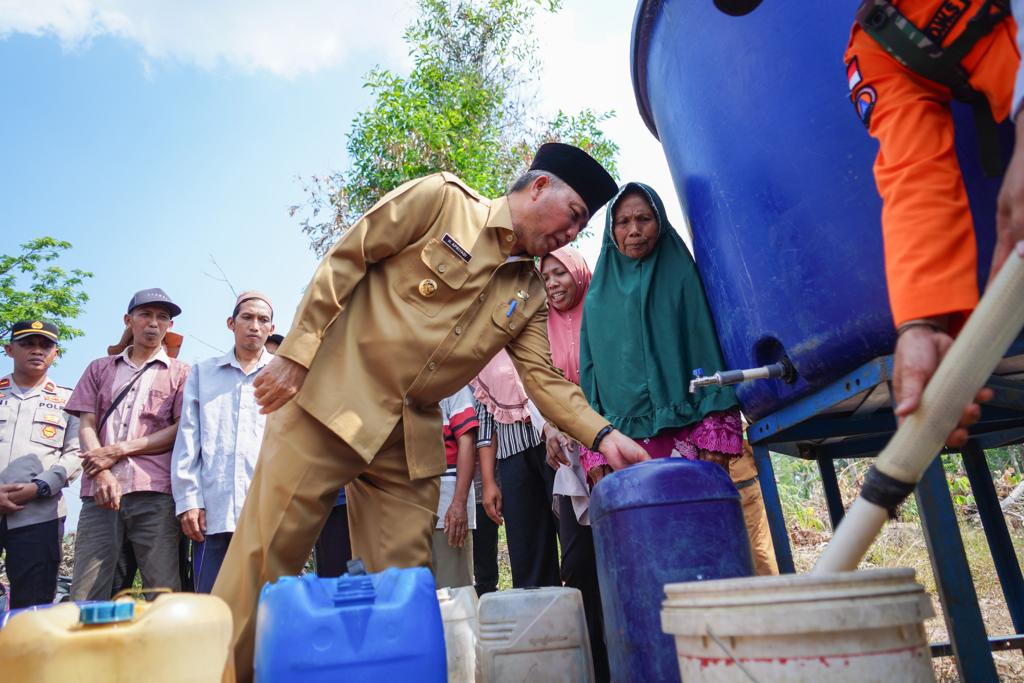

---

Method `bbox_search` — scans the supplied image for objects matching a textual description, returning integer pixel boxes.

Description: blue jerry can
[254,567,446,682]
[590,458,755,683]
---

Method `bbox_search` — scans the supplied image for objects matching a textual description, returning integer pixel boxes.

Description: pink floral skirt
[580,408,743,472]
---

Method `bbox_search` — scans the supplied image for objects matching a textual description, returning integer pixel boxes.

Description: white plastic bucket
[438,586,479,683]
[478,586,594,683]
[661,568,936,682]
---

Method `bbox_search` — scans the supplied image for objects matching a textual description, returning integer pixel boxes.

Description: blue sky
[0,1,684,529]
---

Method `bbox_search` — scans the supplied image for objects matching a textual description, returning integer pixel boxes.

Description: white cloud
[0,0,415,77]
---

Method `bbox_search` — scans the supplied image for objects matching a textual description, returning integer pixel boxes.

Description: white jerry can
[438,586,480,683]
[477,586,594,683]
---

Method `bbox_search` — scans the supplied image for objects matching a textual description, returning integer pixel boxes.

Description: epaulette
[439,172,485,202]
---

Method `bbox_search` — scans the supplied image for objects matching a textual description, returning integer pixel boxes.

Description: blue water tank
[254,567,446,683]
[631,0,1013,419]
[590,458,754,683]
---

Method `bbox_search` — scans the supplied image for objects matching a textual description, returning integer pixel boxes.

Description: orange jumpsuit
[845,1,1019,330]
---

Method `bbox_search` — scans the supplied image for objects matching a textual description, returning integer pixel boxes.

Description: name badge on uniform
[441,233,472,263]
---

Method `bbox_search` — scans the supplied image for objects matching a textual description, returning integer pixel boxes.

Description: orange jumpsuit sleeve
[847,27,979,330]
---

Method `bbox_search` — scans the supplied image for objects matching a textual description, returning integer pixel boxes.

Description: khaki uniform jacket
[277,173,607,480]
[0,375,82,528]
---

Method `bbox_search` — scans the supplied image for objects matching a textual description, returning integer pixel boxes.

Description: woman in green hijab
[579,182,742,481]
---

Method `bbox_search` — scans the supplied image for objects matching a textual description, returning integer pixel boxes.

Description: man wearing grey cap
[171,291,275,592]
[66,288,191,600]
[214,143,652,679]
[0,320,81,607]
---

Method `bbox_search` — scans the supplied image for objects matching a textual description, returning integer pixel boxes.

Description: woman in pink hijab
[539,245,609,683]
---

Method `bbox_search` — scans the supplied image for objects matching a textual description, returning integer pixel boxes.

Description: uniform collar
[487,196,517,257]
[0,373,52,399]
[117,345,171,369]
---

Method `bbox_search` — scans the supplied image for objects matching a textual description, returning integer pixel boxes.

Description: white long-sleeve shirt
[170,348,271,535]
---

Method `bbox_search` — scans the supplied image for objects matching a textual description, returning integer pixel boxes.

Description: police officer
[0,320,81,608]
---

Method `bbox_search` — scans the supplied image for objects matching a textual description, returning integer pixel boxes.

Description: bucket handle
[706,627,761,683]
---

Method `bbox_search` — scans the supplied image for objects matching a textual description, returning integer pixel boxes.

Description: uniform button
[509,322,516,331]
[505,234,514,242]
[454,326,463,335]
[437,263,448,274]
[428,361,437,371]
[479,293,486,302]
[404,397,412,406]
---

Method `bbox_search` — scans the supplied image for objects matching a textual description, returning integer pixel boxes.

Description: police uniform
[214,145,620,681]
[0,321,81,608]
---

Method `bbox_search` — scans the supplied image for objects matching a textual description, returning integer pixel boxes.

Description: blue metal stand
[748,354,1024,682]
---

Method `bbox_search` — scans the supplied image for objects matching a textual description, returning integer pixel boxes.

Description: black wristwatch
[592,425,615,452]
[32,479,51,499]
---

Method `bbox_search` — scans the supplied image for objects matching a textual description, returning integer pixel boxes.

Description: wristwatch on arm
[591,424,615,452]
[31,479,51,499]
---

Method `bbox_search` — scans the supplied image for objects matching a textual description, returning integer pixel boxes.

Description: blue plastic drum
[631,0,1013,419]
[590,458,754,683]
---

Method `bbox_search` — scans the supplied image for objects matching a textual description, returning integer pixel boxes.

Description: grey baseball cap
[127,288,182,318]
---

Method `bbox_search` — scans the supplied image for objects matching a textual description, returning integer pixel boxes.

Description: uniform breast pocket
[31,407,67,448]
[393,239,470,318]
[0,404,10,443]
[472,299,531,360]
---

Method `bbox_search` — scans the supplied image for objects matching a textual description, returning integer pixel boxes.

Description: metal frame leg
[916,456,1000,682]
[752,445,795,574]
[816,451,845,532]
[962,441,1024,635]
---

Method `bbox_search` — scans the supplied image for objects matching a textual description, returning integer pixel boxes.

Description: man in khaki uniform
[0,320,81,607]
[213,144,649,679]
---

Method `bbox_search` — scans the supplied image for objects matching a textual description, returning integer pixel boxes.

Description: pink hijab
[544,246,592,385]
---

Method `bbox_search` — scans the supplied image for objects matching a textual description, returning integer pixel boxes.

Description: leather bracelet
[896,319,944,336]
[591,425,614,452]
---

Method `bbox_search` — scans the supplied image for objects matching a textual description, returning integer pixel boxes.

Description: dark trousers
[497,443,559,588]
[193,532,233,593]
[313,503,352,578]
[558,495,610,683]
[472,503,499,596]
[0,517,62,608]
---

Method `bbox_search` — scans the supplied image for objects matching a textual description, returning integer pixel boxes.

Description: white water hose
[815,249,1024,573]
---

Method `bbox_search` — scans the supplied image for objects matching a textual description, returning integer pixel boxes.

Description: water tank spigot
[688,358,796,393]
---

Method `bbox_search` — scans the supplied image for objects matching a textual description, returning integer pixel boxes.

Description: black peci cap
[127,288,181,318]
[10,320,60,344]
[529,143,618,218]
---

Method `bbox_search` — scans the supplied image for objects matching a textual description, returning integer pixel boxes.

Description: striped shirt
[441,387,479,467]
[474,397,541,460]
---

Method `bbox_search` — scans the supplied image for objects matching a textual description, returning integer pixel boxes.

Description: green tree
[291,0,619,256]
[0,237,93,344]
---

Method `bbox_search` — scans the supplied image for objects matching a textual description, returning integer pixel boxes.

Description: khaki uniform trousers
[738,480,779,576]
[211,400,440,682]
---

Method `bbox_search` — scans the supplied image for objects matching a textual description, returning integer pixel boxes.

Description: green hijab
[580,182,738,438]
